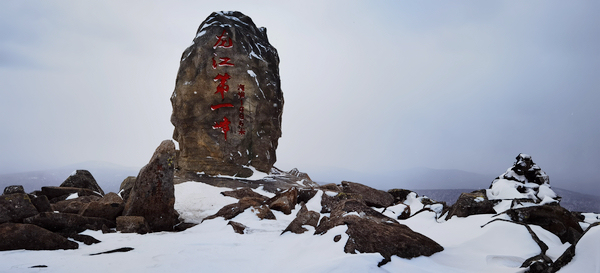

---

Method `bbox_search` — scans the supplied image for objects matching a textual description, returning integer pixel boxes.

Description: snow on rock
[487,153,558,213]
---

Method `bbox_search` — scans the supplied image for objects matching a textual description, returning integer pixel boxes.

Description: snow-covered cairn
[487,153,558,208]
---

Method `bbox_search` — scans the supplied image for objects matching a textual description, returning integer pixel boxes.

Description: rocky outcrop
[52,195,101,214]
[444,190,495,220]
[204,197,266,221]
[227,221,247,234]
[123,140,179,232]
[0,193,39,224]
[388,189,414,204]
[315,199,443,266]
[341,181,394,208]
[170,11,284,177]
[0,223,78,251]
[60,170,105,196]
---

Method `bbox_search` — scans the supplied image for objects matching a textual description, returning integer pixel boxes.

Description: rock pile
[171,11,284,178]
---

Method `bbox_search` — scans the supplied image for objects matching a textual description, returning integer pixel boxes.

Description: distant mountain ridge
[0,161,139,194]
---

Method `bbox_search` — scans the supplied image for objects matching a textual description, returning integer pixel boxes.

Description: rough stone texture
[388,189,414,204]
[23,212,115,233]
[341,181,394,208]
[3,185,25,195]
[0,193,39,224]
[80,192,124,222]
[39,186,103,203]
[170,11,284,177]
[227,221,247,234]
[319,183,341,192]
[267,187,298,215]
[119,176,136,202]
[505,204,583,244]
[315,199,443,266]
[282,203,320,234]
[123,140,179,232]
[396,204,411,220]
[221,187,268,201]
[320,191,365,214]
[445,190,495,220]
[52,195,101,214]
[116,216,150,234]
[0,223,78,251]
[253,205,276,220]
[60,170,105,196]
[29,194,53,213]
[203,197,265,221]
[297,188,318,204]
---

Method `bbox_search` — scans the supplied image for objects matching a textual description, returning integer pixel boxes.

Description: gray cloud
[0,1,598,195]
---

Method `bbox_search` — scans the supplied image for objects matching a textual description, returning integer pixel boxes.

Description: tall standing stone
[123,140,179,232]
[170,11,283,177]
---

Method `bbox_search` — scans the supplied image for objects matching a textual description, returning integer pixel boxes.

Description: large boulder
[52,195,101,214]
[39,186,103,203]
[116,216,150,234]
[0,223,78,251]
[341,181,394,208]
[315,199,443,266]
[505,204,583,244]
[170,11,284,177]
[60,170,105,196]
[123,140,179,232]
[267,187,298,215]
[0,193,39,224]
[79,192,124,222]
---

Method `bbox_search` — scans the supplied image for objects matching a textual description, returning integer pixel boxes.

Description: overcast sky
[1,1,598,194]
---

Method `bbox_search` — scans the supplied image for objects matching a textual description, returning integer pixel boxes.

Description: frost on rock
[487,153,558,213]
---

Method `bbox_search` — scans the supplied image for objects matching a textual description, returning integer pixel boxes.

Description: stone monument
[171,11,283,177]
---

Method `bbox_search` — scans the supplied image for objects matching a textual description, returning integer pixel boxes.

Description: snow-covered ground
[0,182,598,273]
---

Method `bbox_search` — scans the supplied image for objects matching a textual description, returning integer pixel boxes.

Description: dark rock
[0,193,39,224]
[3,185,25,195]
[40,186,102,203]
[171,11,284,177]
[119,176,136,202]
[89,247,134,256]
[0,223,78,251]
[253,204,276,220]
[116,216,150,234]
[388,189,414,204]
[60,170,105,196]
[29,194,53,213]
[30,265,48,268]
[268,187,298,215]
[282,203,320,234]
[320,191,365,213]
[52,195,101,214]
[221,187,268,201]
[80,192,124,222]
[333,235,341,242]
[123,140,179,232]
[204,197,265,221]
[23,212,115,233]
[341,181,394,208]
[314,199,443,266]
[397,205,411,220]
[297,188,318,204]
[505,205,583,244]
[228,221,247,234]
[288,168,312,181]
[445,190,495,220]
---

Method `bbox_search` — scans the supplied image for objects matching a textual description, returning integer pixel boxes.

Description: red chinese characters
[209,28,245,140]
[212,117,231,140]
